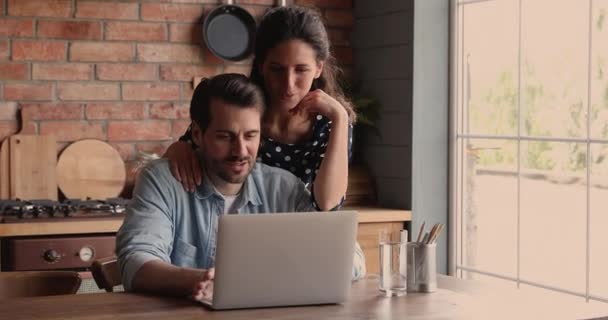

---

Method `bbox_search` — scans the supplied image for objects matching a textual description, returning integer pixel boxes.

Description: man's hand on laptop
[190,268,215,302]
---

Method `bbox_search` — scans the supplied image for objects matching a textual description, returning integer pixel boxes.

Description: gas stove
[0,198,129,222]
[0,198,129,275]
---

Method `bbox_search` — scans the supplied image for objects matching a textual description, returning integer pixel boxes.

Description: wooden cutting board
[56,139,126,200]
[9,135,58,200]
[0,139,9,199]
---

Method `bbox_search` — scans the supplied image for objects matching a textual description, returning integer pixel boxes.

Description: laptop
[201,211,358,310]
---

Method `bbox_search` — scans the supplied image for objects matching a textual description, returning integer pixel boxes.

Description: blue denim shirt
[116,159,366,291]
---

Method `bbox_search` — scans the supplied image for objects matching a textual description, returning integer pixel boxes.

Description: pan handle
[226,0,234,4]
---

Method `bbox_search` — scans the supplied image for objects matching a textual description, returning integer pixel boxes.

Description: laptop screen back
[211,211,358,310]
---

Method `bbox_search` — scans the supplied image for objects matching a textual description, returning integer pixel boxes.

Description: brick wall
[0,0,353,189]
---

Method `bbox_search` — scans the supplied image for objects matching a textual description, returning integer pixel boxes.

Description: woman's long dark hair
[250,5,356,122]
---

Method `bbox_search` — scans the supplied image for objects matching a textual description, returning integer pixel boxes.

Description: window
[452,0,608,304]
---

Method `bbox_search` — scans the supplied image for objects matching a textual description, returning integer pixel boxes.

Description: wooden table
[1,276,605,320]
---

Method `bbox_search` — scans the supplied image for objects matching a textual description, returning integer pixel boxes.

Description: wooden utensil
[9,135,58,200]
[0,139,9,199]
[56,139,126,200]
[416,221,426,243]
[426,224,438,244]
[432,223,445,244]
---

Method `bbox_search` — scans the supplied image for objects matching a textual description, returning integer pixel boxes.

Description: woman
[165,5,365,279]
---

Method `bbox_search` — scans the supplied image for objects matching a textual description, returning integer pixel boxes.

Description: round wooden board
[56,139,126,200]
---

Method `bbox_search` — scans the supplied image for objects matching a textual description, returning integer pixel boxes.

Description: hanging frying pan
[203,0,256,62]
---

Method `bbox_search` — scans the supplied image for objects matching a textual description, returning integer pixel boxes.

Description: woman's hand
[290,89,348,122]
[163,141,202,192]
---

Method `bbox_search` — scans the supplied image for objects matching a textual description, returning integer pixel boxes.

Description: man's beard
[211,155,254,184]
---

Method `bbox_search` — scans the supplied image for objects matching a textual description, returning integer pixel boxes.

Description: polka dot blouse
[259,114,353,188]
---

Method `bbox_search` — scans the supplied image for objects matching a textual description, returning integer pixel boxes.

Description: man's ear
[191,122,204,147]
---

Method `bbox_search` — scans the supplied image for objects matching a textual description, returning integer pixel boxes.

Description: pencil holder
[406,242,437,293]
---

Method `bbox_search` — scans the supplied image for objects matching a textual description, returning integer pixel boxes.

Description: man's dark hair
[190,73,265,132]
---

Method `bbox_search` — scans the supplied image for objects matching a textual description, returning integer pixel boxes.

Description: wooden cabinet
[0,207,412,275]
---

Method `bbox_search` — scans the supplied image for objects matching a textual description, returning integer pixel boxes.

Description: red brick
[181,83,194,101]
[235,0,274,4]
[86,103,146,120]
[12,40,66,61]
[172,120,191,139]
[57,82,120,101]
[106,22,167,42]
[0,102,18,120]
[328,28,351,47]
[108,120,172,141]
[324,10,354,28]
[38,20,102,40]
[0,62,28,80]
[70,42,134,62]
[76,1,138,20]
[294,0,352,9]
[169,23,201,44]
[108,142,136,161]
[40,121,105,142]
[20,103,82,120]
[223,64,252,75]
[0,40,8,60]
[97,64,157,81]
[202,45,223,65]
[0,19,35,37]
[33,63,91,80]
[8,0,72,18]
[333,46,352,65]
[167,0,216,3]
[138,43,202,63]
[4,83,53,100]
[239,5,268,20]
[122,83,180,101]
[141,3,204,22]
[159,64,218,81]
[135,141,171,157]
[0,122,19,140]
[150,102,189,120]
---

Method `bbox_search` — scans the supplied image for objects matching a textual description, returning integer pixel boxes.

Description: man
[116,74,324,301]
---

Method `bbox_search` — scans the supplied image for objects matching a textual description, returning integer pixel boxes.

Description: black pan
[203,0,256,62]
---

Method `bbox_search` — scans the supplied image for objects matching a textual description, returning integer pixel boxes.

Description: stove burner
[0,198,129,221]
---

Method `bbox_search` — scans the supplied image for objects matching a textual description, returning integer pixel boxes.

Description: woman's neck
[263,107,312,144]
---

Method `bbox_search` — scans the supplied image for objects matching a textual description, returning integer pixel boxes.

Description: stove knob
[43,249,60,263]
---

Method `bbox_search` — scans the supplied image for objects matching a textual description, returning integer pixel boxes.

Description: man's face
[192,98,261,185]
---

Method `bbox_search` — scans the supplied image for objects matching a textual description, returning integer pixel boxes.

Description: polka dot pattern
[259,114,354,186]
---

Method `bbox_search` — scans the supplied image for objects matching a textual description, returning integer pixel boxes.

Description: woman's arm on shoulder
[163,124,202,192]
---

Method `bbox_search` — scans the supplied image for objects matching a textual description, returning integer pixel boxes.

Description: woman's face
[260,39,324,112]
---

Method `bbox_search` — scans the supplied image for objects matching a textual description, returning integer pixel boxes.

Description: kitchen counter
[0,207,411,274]
[0,207,411,237]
